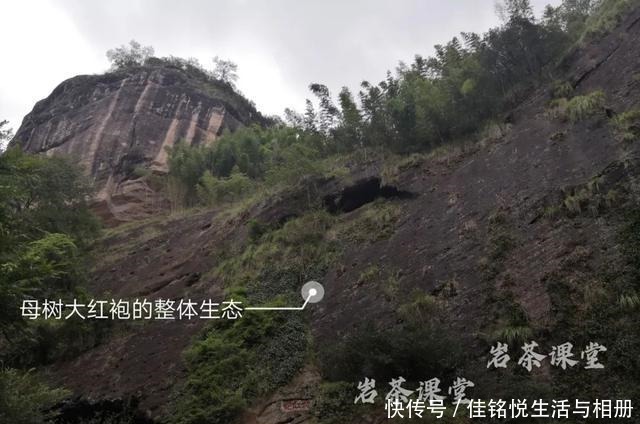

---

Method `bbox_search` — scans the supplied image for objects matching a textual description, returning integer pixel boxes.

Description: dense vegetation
[171,306,307,424]
[170,209,339,423]
[165,0,639,210]
[0,147,101,422]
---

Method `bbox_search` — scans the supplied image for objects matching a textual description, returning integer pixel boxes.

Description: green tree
[0,119,13,152]
[196,168,252,206]
[212,56,239,85]
[0,233,81,340]
[0,149,99,362]
[106,39,154,70]
[0,149,98,250]
[0,368,69,424]
[333,87,363,151]
[303,99,318,133]
[309,83,340,137]
[496,0,535,21]
[359,80,393,148]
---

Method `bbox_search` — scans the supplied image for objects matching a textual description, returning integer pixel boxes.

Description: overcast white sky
[0,0,559,131]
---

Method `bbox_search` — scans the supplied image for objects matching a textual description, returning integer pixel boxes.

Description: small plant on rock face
[563,191,585,214]
[551,80,574,99]
[488,293,533,347]
[547,91,607,123]
[566,90,606,122]
[561,175,604,216]
[337,200,401,244]
[605,189,622,208]
[545,98,569,121]
[611,109,640,142]
[493,325,533,346]
[543,204,562,219]
[618,293,640,310]
[398,290,440,323]
[357,265,380,286]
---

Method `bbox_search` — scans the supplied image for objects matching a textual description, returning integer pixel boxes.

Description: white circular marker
[301,281,324,303]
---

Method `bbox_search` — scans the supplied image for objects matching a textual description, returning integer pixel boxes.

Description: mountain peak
[10,62,269,223]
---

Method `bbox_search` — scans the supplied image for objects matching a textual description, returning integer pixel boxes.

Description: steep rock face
[10,62,267,222]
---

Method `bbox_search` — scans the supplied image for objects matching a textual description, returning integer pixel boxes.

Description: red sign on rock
[280,399,312,412]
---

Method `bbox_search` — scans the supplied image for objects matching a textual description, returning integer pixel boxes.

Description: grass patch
[381,153,426,185]
[493,325,534,347]
[557,175,606,217]
[542,206,640,401]
[484,291,534,348]
[566,90,606,122]
[618,292,640,310]
[551,80,574,99]
[488,231,516,262]
[611,108,640,142]
[545,98,569,121]
[332,199,401,245]
[214,210,338,299]
[98,221,166,266]
[356,265,380,286]
[398,290,440,323]
[542,204,563,220]
[545,91,606,123]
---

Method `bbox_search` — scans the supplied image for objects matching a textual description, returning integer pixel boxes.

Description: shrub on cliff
[566,90,606,122]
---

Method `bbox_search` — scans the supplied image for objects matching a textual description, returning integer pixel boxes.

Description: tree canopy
[106,39,155,70]
[212,56,239,85]
[0,148,100,360]
[0,120,13,152]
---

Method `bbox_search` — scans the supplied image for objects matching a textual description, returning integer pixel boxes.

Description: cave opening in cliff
[323,176,414,214]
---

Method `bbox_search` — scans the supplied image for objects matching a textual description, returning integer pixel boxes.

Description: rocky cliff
[9,60,269,223]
